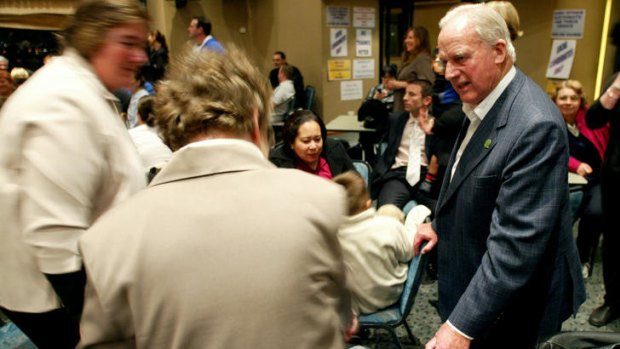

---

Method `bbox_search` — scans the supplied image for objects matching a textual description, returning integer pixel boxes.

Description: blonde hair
[62,0,148,59]
[376,204,405,224]
[332,171,370,216]
[10,67,29,86]
[552,80,587,107]
[155,47,272,150]
[486,1,523,41]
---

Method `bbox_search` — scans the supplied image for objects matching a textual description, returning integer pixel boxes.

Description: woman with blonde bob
[552,80,609,279]
[0,1,148,347]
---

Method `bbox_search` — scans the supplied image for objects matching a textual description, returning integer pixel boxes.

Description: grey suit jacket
[79,140,351,349]
[433,70,585,339]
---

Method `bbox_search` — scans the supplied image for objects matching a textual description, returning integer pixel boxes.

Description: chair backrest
[399,242,429,316]
[285,96,296,116]
[352,160,372,191]
[305,85,316,111]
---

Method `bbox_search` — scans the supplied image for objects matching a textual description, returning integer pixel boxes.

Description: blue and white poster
[331,28,348,57]
[546,39,576,79]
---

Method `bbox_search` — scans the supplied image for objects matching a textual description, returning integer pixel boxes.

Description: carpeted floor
[348,248,620,349]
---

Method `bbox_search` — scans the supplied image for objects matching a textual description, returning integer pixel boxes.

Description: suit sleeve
[586,73,619,129]
[79,230,137,349]
[448,114,569,337]
[19,99,104,274]
[78,278,136,349]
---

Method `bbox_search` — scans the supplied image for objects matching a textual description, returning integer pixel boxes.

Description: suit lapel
[435,70,525,213]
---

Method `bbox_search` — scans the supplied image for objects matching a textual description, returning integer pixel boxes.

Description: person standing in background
[144,30,169,83]
[585,72,620,327]
[387,26,435,113]
[188,16,224,53]
[0,1,147,347]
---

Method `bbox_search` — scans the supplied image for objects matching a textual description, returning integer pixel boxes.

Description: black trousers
[1,307,80,349]
[575,182,603,266]
[376,167,437,212]
[1,269,86,349]
[601,166,620,309]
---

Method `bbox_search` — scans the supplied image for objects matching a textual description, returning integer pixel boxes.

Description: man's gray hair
[0,56,8,64]
[439,4,516,62]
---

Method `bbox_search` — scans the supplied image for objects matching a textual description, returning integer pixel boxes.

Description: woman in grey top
[387,26,435,113]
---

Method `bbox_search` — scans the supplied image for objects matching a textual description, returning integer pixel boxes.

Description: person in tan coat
[78,47,354,349]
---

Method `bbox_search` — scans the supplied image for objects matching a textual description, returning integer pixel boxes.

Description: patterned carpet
[349,248,620,348]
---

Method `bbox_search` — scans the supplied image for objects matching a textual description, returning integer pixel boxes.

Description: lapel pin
[484,139,492,149]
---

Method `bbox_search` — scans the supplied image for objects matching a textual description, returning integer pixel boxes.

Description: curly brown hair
[155,47,272,150]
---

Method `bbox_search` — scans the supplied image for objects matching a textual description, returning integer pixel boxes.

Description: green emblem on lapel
[484,139,492,149]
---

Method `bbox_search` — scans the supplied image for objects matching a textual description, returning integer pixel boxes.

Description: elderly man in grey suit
[414,4,585,349]
[78,48,354,349]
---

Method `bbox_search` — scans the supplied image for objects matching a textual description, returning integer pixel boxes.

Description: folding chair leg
[403,322,419,345]
[386,328,404,349]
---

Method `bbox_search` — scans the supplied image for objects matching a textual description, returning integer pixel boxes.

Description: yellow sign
[328,59,351,81]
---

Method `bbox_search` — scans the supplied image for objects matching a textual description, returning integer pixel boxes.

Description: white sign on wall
[341,80,363,101]
[551,9,586,39]
[330,28,348,57]
[327,6,350,27]
[353,7,375,28]
[356,29,372,57]
[353,59,375,79]
[546,39,576,79]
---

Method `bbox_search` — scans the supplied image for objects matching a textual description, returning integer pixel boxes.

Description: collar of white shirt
[197,35,214,48]
[462,66,516,123]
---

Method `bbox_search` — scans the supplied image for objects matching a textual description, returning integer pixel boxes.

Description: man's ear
[251,108,269,157]
[494,39,508,64]
[423,95,433,107]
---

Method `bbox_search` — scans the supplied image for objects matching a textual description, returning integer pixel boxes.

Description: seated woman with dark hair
[269,110,355,179]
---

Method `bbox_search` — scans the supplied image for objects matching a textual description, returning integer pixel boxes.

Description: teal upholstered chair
[352,160,372,192]
[305,85,316,111]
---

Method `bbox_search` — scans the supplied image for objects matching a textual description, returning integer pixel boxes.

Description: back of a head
[440,3,516,62]
[333,171,370,216]
[9,67,29,86]
[62,0,148,59]
[155,46,272,150]
[486,1,523,42]
[280,64,294,80]
[382,64,398,77]
[137,95,156,126]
